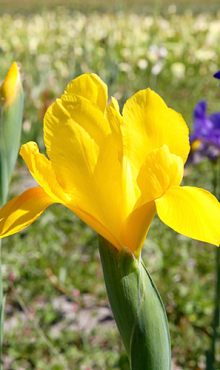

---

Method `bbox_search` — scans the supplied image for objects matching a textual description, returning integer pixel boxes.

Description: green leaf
[0,70,24,206]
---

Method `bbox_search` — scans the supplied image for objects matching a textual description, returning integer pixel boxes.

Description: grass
[1,5,220,370]
[0,0,220,14]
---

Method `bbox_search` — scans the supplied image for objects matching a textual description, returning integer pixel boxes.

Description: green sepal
[98,236,171,370]
[0,86,24,206]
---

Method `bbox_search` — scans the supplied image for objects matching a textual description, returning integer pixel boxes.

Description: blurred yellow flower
[0,73,220,256]
[0,62,21,108]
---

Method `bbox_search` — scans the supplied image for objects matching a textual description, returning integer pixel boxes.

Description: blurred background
[0,1,220,369]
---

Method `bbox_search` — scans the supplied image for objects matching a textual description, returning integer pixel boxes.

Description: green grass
[1,6,220,370]
[0,0,220,14]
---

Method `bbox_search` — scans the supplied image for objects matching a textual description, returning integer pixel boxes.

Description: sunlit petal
[46,104,125,244]
[122,88,189,178]
[106,98,123,160]
[66,134,125,248]
[0,187,56,238]
[65,73,108,112]
[61,93,110,141]
[156,186,220,245]
[44,95,110,159]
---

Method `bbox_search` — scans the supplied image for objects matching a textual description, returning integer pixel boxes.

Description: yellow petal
[105,98,123,160]
[92,134,125,237]
[156,186,220,246]
[44,95,110,159]
[122,155,139,215]
[121,200,156,256]
[45,107,99,196]
[65,133,125,249]
[122,88,190,178]
[0,187,56,238]
[137,145,183,203]
[20,142,69,203]
[61,93,110,141]
[67,204,121,249]
[64,73,108,112]
[45,99,125,244]
[0,62,22,108]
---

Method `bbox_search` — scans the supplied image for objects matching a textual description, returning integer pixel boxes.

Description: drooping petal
[122,88,189,178]
[64,73,108,112]
[137,145,183,204]
[0,187,56,238]
[156,186,220,246]
[20,142,69,202]
[121,200,156,256]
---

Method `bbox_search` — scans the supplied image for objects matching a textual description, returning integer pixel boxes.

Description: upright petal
[193,100,206,122]
[105,98,123,160]
[61,93,110,143]
[122,88,189,178]
[63,133,125,247]
[44,95,110,159]
[64,73,108,112]
[45,96,125,245]
[156,186,220,245]
[0,187,56,238]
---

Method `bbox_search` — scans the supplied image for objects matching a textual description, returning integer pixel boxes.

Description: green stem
[206,161,220,370]
[99,236,171,370]
[0,240,2,370]
[0,107,6,370]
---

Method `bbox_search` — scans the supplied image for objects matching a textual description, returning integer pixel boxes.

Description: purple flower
[214,71,220,80]
[189,100,220,163]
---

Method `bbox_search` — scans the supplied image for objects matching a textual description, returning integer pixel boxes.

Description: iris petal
[156,186,220,245]
[0,187,56,238]
[122,88,190,178]
[121,201,156,255]
[44,95,110,159]
[137,145,183,204]
[20,142,69,202]
[64,73,108,112]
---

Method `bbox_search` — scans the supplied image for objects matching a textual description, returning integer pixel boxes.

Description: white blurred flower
[137,59,148,70]
[151,61,164,75]
[168,5,177,14]
[171,63,185,79]
[118,63,132,73]
[148,45,168,62]
[195,49,216,61]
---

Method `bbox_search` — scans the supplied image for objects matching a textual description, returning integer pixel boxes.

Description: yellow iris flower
[0,73,220,257]
[0,62,21,108]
